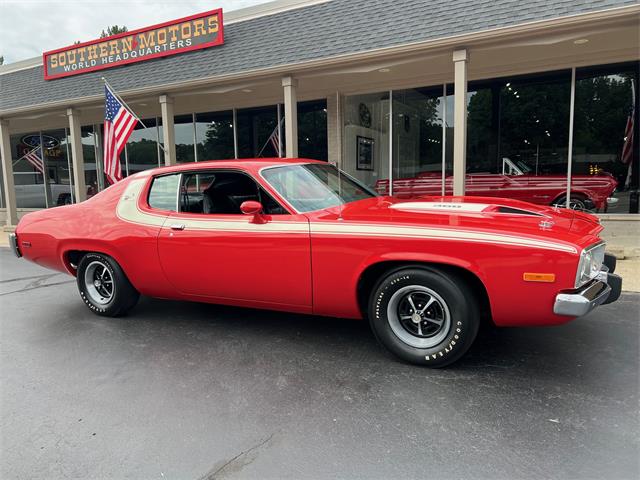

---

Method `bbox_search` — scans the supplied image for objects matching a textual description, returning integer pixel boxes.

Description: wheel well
[356,261,493,325]
[63,250,90,275]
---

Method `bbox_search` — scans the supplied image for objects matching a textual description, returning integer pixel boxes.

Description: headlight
[575,242,606,287]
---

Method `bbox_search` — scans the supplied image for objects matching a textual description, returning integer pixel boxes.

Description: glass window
[195,110,235,160]
[127,118,160,175]
[342,92,390,190]
[389,86,453,198]
[236,105,280,158]
[174,114,195,163]
[262,163,376,213]
[573,63,639,213]
[81,125,103,197]
[180,170,285,215]
[11,130,73,208]
[465,71,572,207]
[148,174,180,211]
[298,100,328,160]
[0,154,5,209]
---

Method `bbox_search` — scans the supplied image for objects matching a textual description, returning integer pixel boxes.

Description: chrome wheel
[386,285,451,349]
[83,260,115,305]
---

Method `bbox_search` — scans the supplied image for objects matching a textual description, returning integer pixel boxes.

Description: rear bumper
[8,233,21,258]
[553,256,622,317]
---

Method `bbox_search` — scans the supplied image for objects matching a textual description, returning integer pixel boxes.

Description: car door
[156,168,312,309]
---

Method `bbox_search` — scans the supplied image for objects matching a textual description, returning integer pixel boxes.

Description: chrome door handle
[170,224,185,231]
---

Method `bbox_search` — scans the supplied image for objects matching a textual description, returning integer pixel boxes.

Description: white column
[159,95,176,166]
[0,119,18,227]
[66,108,87,202]
[452,49,468,196]
[282,76,298,158]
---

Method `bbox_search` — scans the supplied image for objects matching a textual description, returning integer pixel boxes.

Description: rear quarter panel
[15,176,174,298]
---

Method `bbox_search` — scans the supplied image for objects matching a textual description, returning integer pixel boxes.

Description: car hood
[310,195,603,248]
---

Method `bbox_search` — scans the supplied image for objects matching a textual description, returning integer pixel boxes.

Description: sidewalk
[1,229,637,292]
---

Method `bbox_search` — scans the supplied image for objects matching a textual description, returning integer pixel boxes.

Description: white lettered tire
[77,253,139,317]
[368,267,480,367]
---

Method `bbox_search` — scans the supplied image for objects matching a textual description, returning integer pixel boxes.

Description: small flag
[103,84,138,184]
[21,146,45,174]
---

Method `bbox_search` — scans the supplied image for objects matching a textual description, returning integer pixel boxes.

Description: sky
[0,0,270,64]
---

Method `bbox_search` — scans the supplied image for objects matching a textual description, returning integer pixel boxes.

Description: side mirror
[240,200,263,215]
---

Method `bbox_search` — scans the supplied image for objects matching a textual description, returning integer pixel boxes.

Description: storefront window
[175,114,196,163]
[11,130,73,208]
[573,63,639,213]
[236,105,280,158]
[298,100,328,160]
[195,110,235,160]
[343,92,390,190]
[127,118,160,175]
[388,86,453,198]
[465,71,572,207]
[81,125,103,196]
[0,159,5,209]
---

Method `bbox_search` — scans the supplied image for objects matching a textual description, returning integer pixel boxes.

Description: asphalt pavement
[1,247,638,480]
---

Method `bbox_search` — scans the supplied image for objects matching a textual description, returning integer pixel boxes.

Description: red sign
[43,9,224,80]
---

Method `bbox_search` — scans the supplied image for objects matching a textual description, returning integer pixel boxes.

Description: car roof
[143,158,326,177]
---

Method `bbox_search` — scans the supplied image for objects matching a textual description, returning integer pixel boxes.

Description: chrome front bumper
[8,233,21,258]
[554,254,622,317]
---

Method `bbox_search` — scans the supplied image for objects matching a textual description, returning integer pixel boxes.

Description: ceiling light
[378,68,391,73]
[574,38,589,45]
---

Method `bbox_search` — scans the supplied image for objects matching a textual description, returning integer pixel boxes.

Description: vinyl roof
[0,0,635,112]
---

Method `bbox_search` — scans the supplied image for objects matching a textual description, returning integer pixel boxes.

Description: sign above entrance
[43,9,224,80]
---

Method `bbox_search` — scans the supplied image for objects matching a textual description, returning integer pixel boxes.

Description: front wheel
[77,253,139,317]
[368,267,480,367]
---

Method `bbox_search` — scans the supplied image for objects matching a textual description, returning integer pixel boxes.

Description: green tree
[100,25,128,38]
[0,56,4,65]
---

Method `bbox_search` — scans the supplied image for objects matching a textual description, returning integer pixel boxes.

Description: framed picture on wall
[356,136,374,171]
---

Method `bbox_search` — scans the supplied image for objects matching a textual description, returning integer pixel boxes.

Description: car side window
[148,174,180,212]
[179,171,288,215]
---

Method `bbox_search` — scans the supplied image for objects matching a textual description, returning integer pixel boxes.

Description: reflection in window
[465,71,573,208]
[11,130,73,208]
[81,125,103,196]
[195,110,235,160]
[175,114,195,163]
[387,86,453,198]
[342,92,390,189]
[298,100,328,160]
[574,63,639,213]
[127,118,160,175]
[236,105,280,158]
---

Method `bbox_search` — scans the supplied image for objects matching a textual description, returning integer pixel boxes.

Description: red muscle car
[10,159,622,367]
[376,158,618,211]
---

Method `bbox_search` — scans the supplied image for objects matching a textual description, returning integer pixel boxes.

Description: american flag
[621,105,634,165]
[21,146,45,174]
[104,84,138,184]
[259,118,283,157]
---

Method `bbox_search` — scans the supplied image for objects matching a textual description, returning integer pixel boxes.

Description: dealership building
[0,0,638,235]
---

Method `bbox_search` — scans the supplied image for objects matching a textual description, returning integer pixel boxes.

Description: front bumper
[554,254,622,317]
[8,233,21,258]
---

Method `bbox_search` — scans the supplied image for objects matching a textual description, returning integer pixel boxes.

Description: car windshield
[261,163,377,213]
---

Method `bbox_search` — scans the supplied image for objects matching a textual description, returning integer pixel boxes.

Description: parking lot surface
[1,248,638,479]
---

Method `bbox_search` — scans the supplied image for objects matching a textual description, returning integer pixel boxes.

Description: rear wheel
[368,267,479,367]
[77,253,139,317]
[553,195,594,211]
